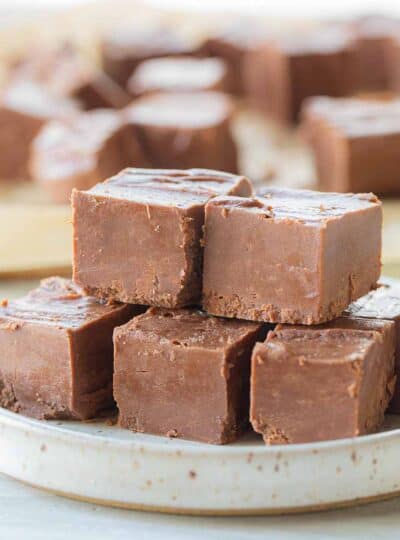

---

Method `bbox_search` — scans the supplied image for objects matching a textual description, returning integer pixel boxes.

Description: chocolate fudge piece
[301,96,400,194]
[29,109,149,204]
[250,318,396,444]
[0,277,141,420]
[351,16,400,91]
[101,25,201,87]
[13,43,130,110]
[203,22,268,95]
[125,91,238,173]
[345,280,400,412]
[0,81,78,180]
[127,57,229,97]
[72,168,252,307]
[244,26,357,124]
[114,307,265,444]
[203,188,382,325]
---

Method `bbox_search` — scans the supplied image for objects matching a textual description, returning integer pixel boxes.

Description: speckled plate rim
[1,408,400,515]
[1,407,399,456]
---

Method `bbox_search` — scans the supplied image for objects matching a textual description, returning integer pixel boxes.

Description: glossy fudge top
[303,97,400,136]
[31,110,122,180]
[345,281,400,320]
[269,317,391,364]
[118,306,262,350]
[0,277,126,329]
[128,57,227,95]
[210,187,380,224]
[125,91,233,128]
[85,168,252,208]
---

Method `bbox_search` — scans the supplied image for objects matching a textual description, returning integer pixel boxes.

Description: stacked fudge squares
[2,166,399,446]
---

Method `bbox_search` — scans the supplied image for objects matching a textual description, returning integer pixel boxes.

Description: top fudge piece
[72,168,252,307]
[244,26,357,124]
[345,279,400,412]
[203,187,382,325]
[0,277,138,420]
[301,96,400,194]
[114,307,265,443]
[127,57,230,96]
[101,25,201,86]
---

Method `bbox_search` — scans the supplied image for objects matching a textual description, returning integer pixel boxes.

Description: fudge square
[244,26,357,125]
[72,168,252,307]
[202,22,269,95]
[114,307,266,444]
[29,109,149,204]
[0,277,140,420]
[345,279,400,412]
[301,96,400,195]
[125,91,238,173]
[250,317,396,445]
[203,187,382,325]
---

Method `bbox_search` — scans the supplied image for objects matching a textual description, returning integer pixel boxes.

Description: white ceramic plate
[1,408,400,515]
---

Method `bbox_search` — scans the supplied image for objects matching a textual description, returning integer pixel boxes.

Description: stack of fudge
[1,167,399,446]
[3,14,400,202]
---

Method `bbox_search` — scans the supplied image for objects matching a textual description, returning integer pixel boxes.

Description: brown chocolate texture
[125,91,238,173]
[72,168,252,307]
[101,26,201,87]
[301,96,400,195]
[203,188,382,325]
[0,81,78,180]
[127,57,230,97]
[345,280,400,412]
[250,317,396,444]
[0,277,141,420]
[114,307,266,444]
[29,109,149,203]
[244,26,357,124]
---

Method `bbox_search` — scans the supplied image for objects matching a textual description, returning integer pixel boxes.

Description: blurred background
[0,0,399,302]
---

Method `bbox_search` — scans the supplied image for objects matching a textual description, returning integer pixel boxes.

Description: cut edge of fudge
[72,168,253,307]
[250,317,396,444]
[202,188,382,325]
[0,277,142,420]
[114,306,267,444]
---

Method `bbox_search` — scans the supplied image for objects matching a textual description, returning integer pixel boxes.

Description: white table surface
[2,472,400,540]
